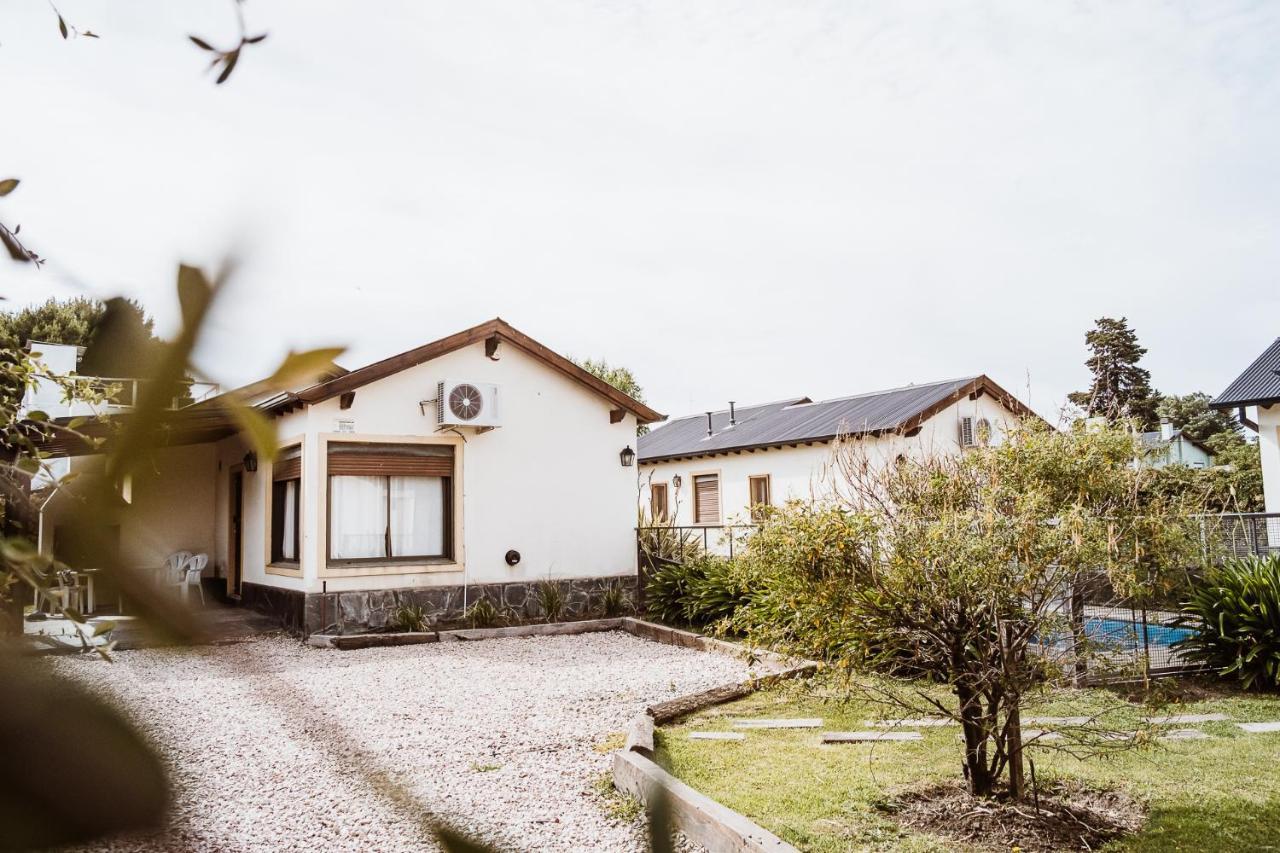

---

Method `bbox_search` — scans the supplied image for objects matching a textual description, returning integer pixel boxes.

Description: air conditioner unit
[436,380,501,428]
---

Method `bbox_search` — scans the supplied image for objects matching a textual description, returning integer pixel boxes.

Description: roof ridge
[803,376,980,406]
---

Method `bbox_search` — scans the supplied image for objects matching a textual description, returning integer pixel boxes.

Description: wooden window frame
[649,482,669,522]
[265,438,305,577]
[269,444,302,567]
[691,471,721,526]
[325,442,456,568]
[747,474,771,522]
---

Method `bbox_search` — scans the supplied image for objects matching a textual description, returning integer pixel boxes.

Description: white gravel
[45,631,753,852]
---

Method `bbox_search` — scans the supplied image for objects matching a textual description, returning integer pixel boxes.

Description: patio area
[44,630,754,852]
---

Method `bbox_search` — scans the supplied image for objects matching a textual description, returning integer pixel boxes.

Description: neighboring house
[1139,422,1215,469]
[637,375,1039,534]
[1212,337,1280,514]
[33,319,663,634]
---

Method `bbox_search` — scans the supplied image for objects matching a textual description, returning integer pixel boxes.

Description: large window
[271,445,301,564]
[692,473,720,525]
[327,443,453,564]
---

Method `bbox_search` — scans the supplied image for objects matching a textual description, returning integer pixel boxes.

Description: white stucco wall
[640,392,1024,533]
[41,444,219,572]
[1257,403,1280,514]
[241,337,641,594]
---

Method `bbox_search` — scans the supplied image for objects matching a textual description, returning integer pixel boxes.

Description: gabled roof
[265,318,664,424]
[637,375,1040,464]
[1140,430,1216,458]
[1211,337,1280,409]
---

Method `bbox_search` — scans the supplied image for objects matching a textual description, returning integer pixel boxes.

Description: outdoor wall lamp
[243,452,258,472]
[672,474,682,489]
[620,445,635,467]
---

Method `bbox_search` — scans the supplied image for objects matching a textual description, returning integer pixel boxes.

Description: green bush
[534,581,565,623]
[465,597,503,628]
[600,580,632,617]
[392,604,430,633]
[1175,555,1280,689]
[644,553,749,629]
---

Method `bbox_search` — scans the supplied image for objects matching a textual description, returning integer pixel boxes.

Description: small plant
[534,581,565,623]
[465,597,503,629]
[392,605,430,633]
[1175,554,1280,689]
[601,581,632,617]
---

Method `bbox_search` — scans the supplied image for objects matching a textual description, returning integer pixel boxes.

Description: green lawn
[657,680,1280,852]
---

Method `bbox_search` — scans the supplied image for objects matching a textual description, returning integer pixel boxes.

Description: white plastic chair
[183,553,208,605]
[164,551,192,584]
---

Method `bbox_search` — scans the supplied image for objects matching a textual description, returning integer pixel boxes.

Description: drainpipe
[1238,405,1259,433]
[705,412,713,436]
[729,402,736,426]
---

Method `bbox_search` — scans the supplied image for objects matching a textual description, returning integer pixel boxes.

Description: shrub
[1175,555,1280,689]
[465,597,504,629]
[392,604,430,633]
[644,554,748,629]
[601,581,632,617]
[534,581,565,623]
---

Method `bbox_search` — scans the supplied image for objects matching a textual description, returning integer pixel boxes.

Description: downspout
[1238,405,1259,433]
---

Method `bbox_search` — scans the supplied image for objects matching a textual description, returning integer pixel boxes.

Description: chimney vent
[729,401,737,426]
[706,412,714,437]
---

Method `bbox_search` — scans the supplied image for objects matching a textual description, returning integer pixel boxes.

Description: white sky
[4,1,1279,423]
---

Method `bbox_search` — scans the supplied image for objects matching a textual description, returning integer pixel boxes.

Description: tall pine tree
[1067,316,1160,429]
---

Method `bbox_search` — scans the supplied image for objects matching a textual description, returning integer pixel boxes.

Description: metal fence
[1207,512,1280,558]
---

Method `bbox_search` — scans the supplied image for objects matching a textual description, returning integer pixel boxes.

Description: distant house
[636,375,1039,532]
[32,319,663,634]
[1139,422,1215,469]
[1212,337,1280,514]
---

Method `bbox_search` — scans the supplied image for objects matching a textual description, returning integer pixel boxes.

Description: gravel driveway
[47,631,753,852]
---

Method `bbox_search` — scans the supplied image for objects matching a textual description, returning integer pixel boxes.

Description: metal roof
[1212,337,1280,409]
[638,376,996,463]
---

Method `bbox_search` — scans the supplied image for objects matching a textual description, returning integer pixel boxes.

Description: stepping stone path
[1143,713,1229,725]
[1161,729,1210,740]
[824,731,923,743]
[1238,721,1280,734]
[688,732,746,741]
[1024,716,1091,725]
[868,718,954,728]
[731,718,823,729]
[1021,729,1064,742]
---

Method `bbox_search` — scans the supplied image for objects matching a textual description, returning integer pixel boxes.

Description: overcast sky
[4,1,1279,424]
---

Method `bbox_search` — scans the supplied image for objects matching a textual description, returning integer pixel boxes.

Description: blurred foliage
[1175,554,1280,690]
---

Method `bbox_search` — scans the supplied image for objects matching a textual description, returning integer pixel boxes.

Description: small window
[271,445,302,564]
[650,483,669,522]
[693,474,720,525]
[748,475,771,522]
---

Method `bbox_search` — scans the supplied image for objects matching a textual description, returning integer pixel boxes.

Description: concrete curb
[610,618,817,852]
[308,618,626,649]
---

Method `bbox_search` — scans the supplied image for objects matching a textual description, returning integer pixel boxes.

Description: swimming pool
[1084,616,1193,649]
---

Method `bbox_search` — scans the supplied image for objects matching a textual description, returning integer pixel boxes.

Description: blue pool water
[1084,617,1193,648]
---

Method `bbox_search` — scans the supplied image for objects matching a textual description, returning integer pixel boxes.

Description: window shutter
[959,417,975,447]
[328,443,454,477]
[273,445,302,481]
[693,474,720,524]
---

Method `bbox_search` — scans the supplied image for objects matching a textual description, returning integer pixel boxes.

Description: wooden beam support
[610,408,625,424]
[339,391,356,410]
[485,334,501,360]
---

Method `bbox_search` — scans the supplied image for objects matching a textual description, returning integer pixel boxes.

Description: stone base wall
[242,575,639,636]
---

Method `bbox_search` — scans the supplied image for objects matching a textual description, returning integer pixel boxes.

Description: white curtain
[281,480,298,561]
[330,475,388,559]
[389,476,444,557]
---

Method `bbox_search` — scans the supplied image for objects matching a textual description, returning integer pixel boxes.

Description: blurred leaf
[188,35,215,51]
[0,656,169,850]
[244,33,268,44]
[1,227,31,262]
[433,825,503,853]
[25,410,48,422]
[83,30,99,38]
[268,348,346,389]
[647,782,676,853]
[57,13,68,39]
[216,49,240,84]
[0,178,18,196]
[227,402,278,464]
[176,264,213,327]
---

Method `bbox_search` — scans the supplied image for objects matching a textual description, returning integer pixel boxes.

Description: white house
[1139,423,1216,469]
[1212,337,1280,515]
[33,319,663,634]
[637,376,1039,541]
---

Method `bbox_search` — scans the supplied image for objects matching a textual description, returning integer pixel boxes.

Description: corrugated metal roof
[1211,337,1280,408]
[638,377,982,462]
